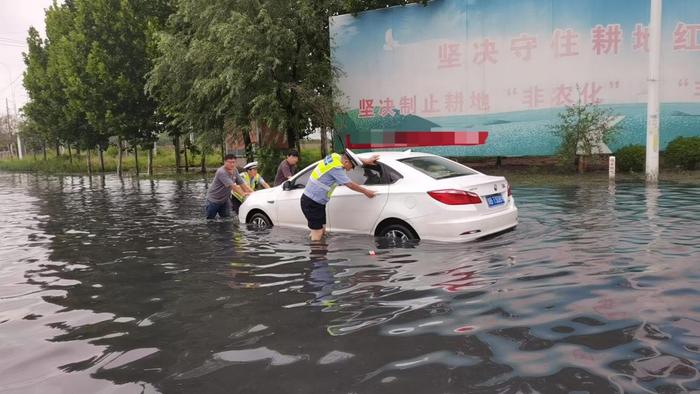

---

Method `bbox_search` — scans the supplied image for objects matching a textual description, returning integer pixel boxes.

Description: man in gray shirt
[206,154,253,219]
[274,149,299,186]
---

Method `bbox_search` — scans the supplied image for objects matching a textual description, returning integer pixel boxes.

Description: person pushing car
[301,149,379,241]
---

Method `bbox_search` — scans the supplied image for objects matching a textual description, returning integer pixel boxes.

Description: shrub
[615,145,645,172]
[550,100,622,171]
[299,147,322,169]
[105,145,119,156]
[256,147,285,182]
[665,136,700,170]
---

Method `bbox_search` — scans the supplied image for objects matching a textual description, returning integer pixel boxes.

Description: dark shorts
[300,194,326,230]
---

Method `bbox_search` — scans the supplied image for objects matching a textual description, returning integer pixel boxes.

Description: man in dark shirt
[205,153,253,219]
[274,149,299,186]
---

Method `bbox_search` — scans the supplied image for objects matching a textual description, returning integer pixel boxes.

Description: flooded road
[1,172,699,393]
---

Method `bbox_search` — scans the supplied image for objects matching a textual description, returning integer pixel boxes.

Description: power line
[0,37,25,44]
[0,43,27,48]
[0,74,22,95]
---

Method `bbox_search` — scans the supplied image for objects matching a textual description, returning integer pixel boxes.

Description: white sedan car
[238,151,517,242]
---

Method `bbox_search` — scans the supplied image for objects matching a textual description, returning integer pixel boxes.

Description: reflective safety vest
[232,172,261,202]
[308,153,344,199]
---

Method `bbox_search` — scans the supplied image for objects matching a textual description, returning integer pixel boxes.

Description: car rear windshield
[398,156,477,179]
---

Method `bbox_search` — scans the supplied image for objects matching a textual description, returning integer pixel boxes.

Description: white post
[16,133,23,160]
[609,156,616,180]
[646,0,662,183]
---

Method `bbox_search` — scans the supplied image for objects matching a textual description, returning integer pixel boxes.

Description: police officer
[231,161,271,214]
[300,149,379,241]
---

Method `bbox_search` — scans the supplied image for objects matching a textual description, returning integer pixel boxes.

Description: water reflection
[1,173,699,393]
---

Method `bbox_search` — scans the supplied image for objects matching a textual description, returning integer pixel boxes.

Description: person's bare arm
[262,181,271,189]
[230,184,248,196]
[345,181,376,198]
[361,154,380,166]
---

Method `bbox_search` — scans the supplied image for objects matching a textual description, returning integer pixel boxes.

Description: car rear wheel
[248,212,272,230]
[377,223,416,241]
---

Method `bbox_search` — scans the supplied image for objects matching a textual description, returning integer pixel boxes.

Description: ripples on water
[0,173,699,393]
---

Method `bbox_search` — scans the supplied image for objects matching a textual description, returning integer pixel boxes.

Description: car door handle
[267,200,275,204]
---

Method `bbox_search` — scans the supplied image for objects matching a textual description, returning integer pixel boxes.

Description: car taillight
[507,184,512,196]
[428,189,482,205]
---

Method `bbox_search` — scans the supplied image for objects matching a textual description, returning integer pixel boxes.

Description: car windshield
[398,156,477,180]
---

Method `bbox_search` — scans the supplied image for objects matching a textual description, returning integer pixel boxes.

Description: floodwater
[1,172,699,394]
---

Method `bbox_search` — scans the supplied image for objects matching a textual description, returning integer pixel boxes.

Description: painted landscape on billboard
[330,0,700,156]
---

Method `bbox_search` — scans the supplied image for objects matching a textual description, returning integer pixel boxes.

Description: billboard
[330,0,700,156]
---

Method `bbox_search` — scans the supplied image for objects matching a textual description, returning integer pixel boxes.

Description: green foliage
[22,0,171,165]
[0,146,220,175]
[255,147,285,182]
[665,136,700,170]
[300,147,322,169]
[22,0,427,175]
[550,100,622,169]
[615,145,645,172]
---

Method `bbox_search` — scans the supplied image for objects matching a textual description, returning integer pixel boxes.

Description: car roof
[355,150,434,161]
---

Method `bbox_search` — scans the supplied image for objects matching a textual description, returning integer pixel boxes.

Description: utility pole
[12,93,22,159]
[5,98,13,158]
[646,0,662,183]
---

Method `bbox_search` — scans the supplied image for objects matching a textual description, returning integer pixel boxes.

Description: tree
[550,96,622,172]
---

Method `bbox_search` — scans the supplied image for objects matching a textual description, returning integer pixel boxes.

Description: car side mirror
[283,181,292,191]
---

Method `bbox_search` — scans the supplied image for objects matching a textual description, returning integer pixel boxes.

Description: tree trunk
[42,141,47,161]
[76,146,80,157]
[55,141,60,157]
[87,148,92,176]
[577,155,586,174]
[99,147,105,172]
[147,146,153,176]
[68,145,73,164]
[320,127,328,157]
[173,135,182,174]
[243,130,253,161]
[117,137,123,177]
[200,151,206,173]
[184,140,189,172]
[496,156,502,168]
[134,144,140,176]
[221,137,225,163]
[286,127,297,154]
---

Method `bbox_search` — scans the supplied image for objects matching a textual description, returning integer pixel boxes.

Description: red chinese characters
[552,84,574,106]
[399,96,417,116]
[438,43,462,69]
[445,91,464,113]
[592,24,623,55]
[422,94,440,114]
[673,22,700,51]
[470,91,490,113]
[552,28,580,58]
[359,99,374,118]
[379,97,395,117]
[473,38,498,65]
[511,33,537,61]
[633,23,649,52]
[581,82,603,104]
[522,86,544,108]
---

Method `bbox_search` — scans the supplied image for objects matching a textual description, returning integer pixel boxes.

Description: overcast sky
[0,0,54,117]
